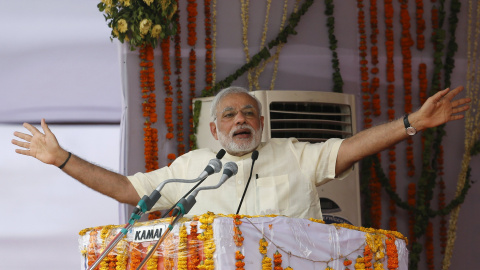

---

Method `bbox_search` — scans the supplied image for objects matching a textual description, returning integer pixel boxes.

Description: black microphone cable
[235,150,259,214]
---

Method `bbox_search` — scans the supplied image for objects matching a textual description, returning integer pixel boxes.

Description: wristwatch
[403,114,417,136]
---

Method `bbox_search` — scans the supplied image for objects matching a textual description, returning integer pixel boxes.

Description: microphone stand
[87,150,226,270]
[135,162,238,270]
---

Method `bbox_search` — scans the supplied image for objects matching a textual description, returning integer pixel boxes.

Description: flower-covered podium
[79,213,408,270]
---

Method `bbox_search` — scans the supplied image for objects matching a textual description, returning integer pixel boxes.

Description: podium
[79,213,408,269]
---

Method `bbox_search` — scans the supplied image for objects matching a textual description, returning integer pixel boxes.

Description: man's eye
[224,113,235,118]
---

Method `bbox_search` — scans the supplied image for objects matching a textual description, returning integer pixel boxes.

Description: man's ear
[210,122,219,140]
[260,116,264,130]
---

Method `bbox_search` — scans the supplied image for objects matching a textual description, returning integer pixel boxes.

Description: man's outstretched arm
[335,85,471,176]
[12,118,140,205]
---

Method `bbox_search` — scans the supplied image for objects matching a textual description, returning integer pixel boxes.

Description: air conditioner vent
[269,102,352,142]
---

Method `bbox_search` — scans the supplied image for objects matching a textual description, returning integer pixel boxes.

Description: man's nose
[234,111,247,124]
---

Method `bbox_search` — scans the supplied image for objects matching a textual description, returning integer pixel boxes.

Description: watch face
[406,127,417,135]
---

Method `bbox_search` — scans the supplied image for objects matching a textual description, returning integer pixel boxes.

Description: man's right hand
[12,118,68,167]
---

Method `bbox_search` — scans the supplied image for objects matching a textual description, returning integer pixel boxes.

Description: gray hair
[210,86,262,120]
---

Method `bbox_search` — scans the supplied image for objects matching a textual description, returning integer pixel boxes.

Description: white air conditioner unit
[193,90,361,226]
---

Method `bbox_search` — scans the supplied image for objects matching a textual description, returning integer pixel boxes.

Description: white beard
[217,124,262,156]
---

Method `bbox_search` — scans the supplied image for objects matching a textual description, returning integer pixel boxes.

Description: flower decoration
[235,250,246,270]
[97,0,179,50]
[273,250,283,270]
[178,224,188,270]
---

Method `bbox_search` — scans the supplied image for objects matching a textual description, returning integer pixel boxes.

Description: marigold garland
[187,0,197,151]
[173,0,185,157]
[384,0,397,232]
[369,0,381,117]
[354,256,365,270]
[385,234,399,269]
[201,0,315,97]
[204,0,213,93]
[370,156,382,229]
[240,0,253,91]
[178,224,188,270]
[416,0,426,50]
[146,244,159,270]
[236,250,246,270]
[363,244,373,269]
[273,250,283,270]
[262,255,273,270]
[161,38,176,165]
[115,238,128,270]
[87,228,100,270]
[233,214,244,247]
[197,212,216,270]
[252,0,272,90]
[188,222,201,269]
[164,231,176,270]
[211,0,218,85]
[140,45,159,172]
[399,0,415,178]
[128,242,143,270]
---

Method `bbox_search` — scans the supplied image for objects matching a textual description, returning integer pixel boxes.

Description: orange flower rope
[357,0,371,129]
[407,182,417,244]
[399,0,415,177]
[415,0,426,50]
[188,222,201,269]
[233,214,244,247]
[140,45,159,172]
[384,0,397,232]
[236,250,246,270]
[369,0,381,117]
[128,242,143,270]
[385,234,399,269]
[187,0,197,150]
[173,0,185,157]
[87,228,100,270]
[273,250,283,270]
[204,0,213,93]
[161,38,176,165]
[363,243,373,269]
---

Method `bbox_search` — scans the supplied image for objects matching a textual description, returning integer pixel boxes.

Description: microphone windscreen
[209,159,222,173]
[216,149,226,159]
[251,150,259,161]
[224,162,239,176]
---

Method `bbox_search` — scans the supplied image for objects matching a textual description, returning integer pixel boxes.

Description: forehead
[216,93,259,113]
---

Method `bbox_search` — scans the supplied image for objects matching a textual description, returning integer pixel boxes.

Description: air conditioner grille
[269,102,352,142]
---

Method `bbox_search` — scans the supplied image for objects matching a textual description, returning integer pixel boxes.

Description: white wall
[0,124,120,269]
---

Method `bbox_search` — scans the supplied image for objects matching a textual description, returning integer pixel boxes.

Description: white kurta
[128,138,350,219]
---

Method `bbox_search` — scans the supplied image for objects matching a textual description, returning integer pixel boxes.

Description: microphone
[236,150,259,214]
[172,162,238,216]
[160,149,226,218]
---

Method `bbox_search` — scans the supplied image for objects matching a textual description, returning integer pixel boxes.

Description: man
[12,86,470,219]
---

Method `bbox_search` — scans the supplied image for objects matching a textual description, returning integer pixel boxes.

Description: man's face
[210,93,264,156]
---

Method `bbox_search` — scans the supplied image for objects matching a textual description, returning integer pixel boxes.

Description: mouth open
[233,128,252,139]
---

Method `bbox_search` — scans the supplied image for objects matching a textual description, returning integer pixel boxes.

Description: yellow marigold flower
[117,19,128,33]
[143,0,154,6]
[102,0,113,6]
[112,28,119,37]
[119,0,131,6]
[151,25,162,38]
[139,19,152,35]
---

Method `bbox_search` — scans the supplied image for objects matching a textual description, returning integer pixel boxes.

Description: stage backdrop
[118,1,479,270]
